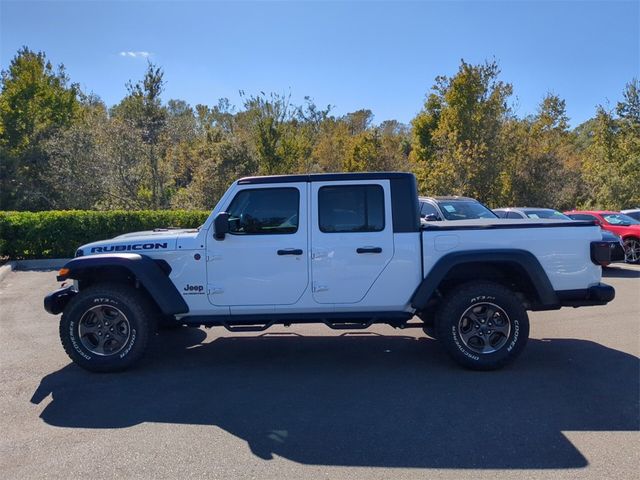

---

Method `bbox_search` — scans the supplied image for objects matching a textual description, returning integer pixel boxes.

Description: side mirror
[214,212,230,240]
[424,214,439,222]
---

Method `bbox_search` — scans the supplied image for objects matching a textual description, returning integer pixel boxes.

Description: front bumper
[557,283,615,307]
[44,285,77,315]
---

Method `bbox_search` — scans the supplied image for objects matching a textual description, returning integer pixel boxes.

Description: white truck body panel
[75,177,604,317]
[421,220,603,291]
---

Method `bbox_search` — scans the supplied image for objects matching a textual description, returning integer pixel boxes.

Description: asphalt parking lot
[1,267,638,480]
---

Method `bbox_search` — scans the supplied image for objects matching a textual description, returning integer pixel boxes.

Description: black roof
[238,172,415,185]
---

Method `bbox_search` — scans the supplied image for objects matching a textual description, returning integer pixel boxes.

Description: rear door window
[318,185,384,233]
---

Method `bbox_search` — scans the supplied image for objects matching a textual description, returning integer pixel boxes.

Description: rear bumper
[610,242,626,262]
[556,283,615,307]
[44,285,77,315]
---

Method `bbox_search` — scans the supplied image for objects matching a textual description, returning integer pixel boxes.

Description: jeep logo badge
[183,284,204,294]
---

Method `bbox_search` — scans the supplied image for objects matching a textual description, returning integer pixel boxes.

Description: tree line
[1,47,638,212]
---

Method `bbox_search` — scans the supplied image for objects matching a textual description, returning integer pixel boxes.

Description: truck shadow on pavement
[31,328,639,469]
[603,266,640,278]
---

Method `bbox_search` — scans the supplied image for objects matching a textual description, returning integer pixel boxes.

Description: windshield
[436,200,498,220]
[524,209,571,220]
[602,213,640,226]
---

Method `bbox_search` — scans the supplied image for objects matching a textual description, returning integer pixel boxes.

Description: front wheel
[435,282,529,370]
[624,238,640,264]
[59,284,154,372]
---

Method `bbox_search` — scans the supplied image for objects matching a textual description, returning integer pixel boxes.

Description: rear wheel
[435,282,529,370]
[624,238,640,264]
[60,284,154,372]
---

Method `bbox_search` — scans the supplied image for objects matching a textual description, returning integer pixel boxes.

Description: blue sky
[1,1,638,127]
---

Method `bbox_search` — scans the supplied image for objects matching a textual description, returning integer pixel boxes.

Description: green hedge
[0,210,210,259]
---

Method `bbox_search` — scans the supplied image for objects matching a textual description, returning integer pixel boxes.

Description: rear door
[310,180,394,304]
[206,183,309,306]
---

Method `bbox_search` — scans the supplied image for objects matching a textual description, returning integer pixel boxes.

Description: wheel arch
[411,249,559,312]
[58,254,188,315]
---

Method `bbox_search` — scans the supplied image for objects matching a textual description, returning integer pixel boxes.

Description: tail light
[590,241,612,266]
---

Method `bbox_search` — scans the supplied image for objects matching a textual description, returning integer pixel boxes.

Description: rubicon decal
[90,242,168,253]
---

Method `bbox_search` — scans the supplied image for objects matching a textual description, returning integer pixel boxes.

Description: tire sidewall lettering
[451,325,480,361]
[119,329,137,359]
[69,320,92,360]
[470,295,495,304]
[506,319,520,352]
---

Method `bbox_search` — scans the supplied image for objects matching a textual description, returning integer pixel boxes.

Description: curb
[13,258,71,270]
[0,258,71,283]
[0,261,16,283]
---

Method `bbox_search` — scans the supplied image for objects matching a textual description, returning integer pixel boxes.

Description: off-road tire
[422,325,438,339]
[435,282,529,370]
[60,284,154,372]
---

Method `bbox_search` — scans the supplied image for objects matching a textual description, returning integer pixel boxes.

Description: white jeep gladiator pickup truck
[44,172,615,372]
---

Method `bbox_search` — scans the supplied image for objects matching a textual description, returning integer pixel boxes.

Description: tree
[581,98,640,209]
[499,93,576,208]
[239,92,329,175]
[616,78,640,126]
[0,47,79,209]
[111,62,169,208]
[171,137,257,209]
[410,60,513,203]
[43,95,110,209]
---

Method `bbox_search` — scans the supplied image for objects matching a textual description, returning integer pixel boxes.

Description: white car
[419,196,498,221]
[621,209,640,222]
[45,173,615,372]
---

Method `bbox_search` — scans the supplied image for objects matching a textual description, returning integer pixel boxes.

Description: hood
[114,228,197,239]
[77,228,198,256]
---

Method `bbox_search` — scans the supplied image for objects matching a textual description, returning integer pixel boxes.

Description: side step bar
[181,311,415,332]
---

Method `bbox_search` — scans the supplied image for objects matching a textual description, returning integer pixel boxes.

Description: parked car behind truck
[565,210,640,264]
[494,207,625,263]
[621,209,640,222]
[419,196,498,221]
[45,173,615,372]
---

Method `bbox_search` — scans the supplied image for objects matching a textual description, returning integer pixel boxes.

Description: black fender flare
[411,249,558,310]
[58,253,189,315]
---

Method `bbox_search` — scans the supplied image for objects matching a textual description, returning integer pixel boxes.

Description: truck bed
[420,219,602,292]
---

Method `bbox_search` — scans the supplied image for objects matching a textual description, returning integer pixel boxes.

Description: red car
[565,210,640,264]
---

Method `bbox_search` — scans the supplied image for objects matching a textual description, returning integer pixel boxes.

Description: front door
[310,180,394,304]
[207,183,309,306]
